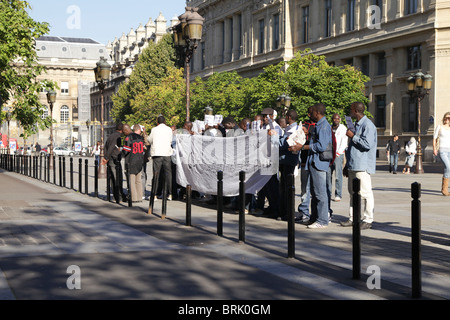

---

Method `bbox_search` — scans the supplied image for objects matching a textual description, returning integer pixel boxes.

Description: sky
[27,0,186,45]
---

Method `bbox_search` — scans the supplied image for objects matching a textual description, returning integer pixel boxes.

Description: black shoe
[393,171,397,174]
[340,219,353,227]
[360,222,372,230]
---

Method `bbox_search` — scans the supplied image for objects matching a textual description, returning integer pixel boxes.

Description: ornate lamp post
[94,57,111,179]
[46,90,57,170]
[173,7,204,122]
[276,94,292,117]
[407,71,433,174]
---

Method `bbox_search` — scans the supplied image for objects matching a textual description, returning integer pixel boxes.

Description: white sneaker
[334,197,341,202]
[167,195,172,201]
[307,222,328,229]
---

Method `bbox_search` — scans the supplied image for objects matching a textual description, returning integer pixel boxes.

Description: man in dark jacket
[386,135,401,174]
[102,123,126,202]
[123,124,145,202]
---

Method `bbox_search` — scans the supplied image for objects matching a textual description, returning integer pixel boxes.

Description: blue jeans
[309,164,329,226]
[439,149,450,178]
[298,168,310,218]
[390,153,399,172]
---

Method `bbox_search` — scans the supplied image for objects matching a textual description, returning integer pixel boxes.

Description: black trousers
[108,158,125,201]
[152,156,172,196]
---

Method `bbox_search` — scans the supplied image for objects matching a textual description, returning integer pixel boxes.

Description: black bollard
[70,158,74,190]
[161,173,167,219]
[106,164,111,202]
[115,161,121,204]
[59,156,62,187]
[53,156,56,184]
[63,157,66,187]
[94,160,99,198]
[125,164,132,208]
[217,171,224,236]
[186,185,192,227]
[39,154,42,181]
[287,173,295,259]
[78,158,82,193]
[148,175,156,215]
[239,171,246,243]
[411,182,422,298]
[352,178,361,280]
[85,159,89,195]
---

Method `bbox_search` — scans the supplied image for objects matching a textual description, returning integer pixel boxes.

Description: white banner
[176,133,279,197]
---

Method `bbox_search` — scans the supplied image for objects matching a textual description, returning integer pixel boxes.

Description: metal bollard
[217,171,223,236]
[239,171,246,243]
[106,164,111,202]
[53,156,56,184]
[186,185,192,227]
[85,159,89,195]
[287,173,295,259]
[94,160,99,198]
[78,158,82,193]
[70,158,74,190]
[161,172,167,219]
[411,182,422,298]
[148,175,156,215]
[352,178,361,280]
[59,156,62,187]
[63,157,66,187]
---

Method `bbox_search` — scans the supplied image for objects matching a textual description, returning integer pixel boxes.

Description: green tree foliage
[0,0,55,138]
[111,33,179,127]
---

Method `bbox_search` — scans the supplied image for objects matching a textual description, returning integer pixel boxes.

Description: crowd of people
[101,101,383,230]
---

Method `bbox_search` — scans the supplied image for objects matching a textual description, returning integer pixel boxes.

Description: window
[325,0,332,37]
[402,97,417,132]
[407,45,421,70]
[375,95,386,128]
[405,0,418,15]
[61,81,69,94]
[302,6,310,43]
[258,19,265,54]
[377,52,386,75]
[360,55,370,76]
[347,0,356,31]
[273,14,280,50]
[201,42,206,70]
[60,105,70,123]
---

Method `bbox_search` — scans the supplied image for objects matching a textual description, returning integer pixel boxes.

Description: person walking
[403,137,417,174]
[433,112,450,196]
[123,124,145,202]
[148,115,174,201]
[386,135,401,174]
[341,102,377,230]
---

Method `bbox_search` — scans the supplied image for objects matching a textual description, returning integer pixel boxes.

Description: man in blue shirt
[341,102,377,230]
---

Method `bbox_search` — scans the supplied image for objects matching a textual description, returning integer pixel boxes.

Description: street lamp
[407,71,433,174]
[86,120,91,153]
[94,57,111,179]
[276,94,292,117]
[173,7,204,122]
[47,89,57,170]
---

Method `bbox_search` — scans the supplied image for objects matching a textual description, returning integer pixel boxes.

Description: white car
[53,147,75,157]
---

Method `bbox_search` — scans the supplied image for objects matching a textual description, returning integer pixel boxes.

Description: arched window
[41,106,49,119]
[60,105,70,123]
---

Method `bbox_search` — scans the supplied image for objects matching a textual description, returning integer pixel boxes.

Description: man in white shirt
[148,115,174,200]
[328,113,348,202]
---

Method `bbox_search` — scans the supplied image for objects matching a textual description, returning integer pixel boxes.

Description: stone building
[90,13,178,138]
[188,0,450,160]
[33,36,108,149]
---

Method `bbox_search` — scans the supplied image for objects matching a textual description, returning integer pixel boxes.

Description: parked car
[53,147,75,157]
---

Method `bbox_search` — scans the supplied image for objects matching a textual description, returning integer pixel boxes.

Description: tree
[0,0,55,139]
[111,33,177,125]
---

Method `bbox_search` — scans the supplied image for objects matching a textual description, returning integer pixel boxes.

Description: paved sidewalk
[0,160,449,300]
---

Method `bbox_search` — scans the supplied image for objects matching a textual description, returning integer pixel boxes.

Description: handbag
[319,142,334,161]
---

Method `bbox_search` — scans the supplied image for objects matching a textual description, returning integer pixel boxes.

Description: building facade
[90,13,178,138]
[188,0,450,160]
[34,36,108,149]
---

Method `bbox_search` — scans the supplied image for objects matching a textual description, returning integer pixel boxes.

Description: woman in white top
[433,112,450,195]
[402,137,417,174]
